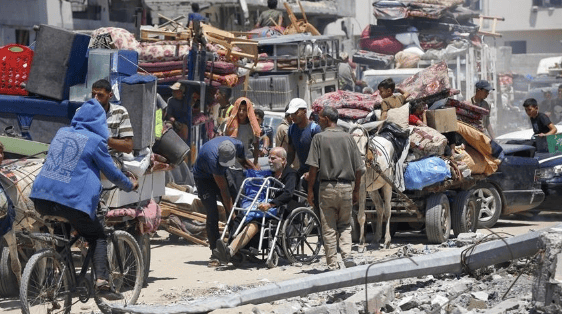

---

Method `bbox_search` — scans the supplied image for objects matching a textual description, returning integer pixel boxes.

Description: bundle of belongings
[89,26,249,89]
[313,61,456,120]
[315,62,501,191]
[356,0,481,69]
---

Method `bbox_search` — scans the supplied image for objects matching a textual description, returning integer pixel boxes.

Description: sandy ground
[1,210,561,313]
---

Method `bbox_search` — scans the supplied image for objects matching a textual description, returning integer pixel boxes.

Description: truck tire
[473,183,502,229]
[425,193,451,244]
[451,190,478,237]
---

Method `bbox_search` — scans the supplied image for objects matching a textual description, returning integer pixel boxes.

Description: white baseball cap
[285,98,308,114]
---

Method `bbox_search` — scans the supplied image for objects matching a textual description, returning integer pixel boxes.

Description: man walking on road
[306,106,364,270]
[192,136,257,267]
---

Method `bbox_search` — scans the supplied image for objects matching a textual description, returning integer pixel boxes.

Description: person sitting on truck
[471,80,496,139]
[187,3,209,28]
[255,0,283,28]
[91,79,134,163]
[523,98,558,138]
[254,108,273,156]
[165,82,190,141]
[214,87,233,135]
[338,52,356,92]
[409,102,427,127]
[30,99,138,299]
[378,78,410,121]
[541,89,555,118]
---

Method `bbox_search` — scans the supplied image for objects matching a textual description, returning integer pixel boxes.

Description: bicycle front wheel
[96,230,143,312]
[20,249,72,314]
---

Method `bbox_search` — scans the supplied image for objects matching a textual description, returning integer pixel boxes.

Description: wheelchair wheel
[282,207,322,264]
[266,250,278,269]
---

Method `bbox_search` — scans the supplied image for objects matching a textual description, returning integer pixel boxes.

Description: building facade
[479,0,562,54]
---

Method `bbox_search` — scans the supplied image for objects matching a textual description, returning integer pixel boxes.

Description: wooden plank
[166,226,208,246]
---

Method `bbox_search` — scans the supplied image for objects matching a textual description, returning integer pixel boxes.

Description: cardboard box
[546,133,562,153]
[426,108,458,133]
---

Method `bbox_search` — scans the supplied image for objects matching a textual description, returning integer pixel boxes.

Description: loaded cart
[354,160,486,245]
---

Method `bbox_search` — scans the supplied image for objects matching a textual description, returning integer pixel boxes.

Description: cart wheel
[0,245,18,297]
[425,193,451,244]
[472,183,502,228]
[451,190,478,237]
[282,207,322,264]
[231,252,246,267]
[266,250,278,269]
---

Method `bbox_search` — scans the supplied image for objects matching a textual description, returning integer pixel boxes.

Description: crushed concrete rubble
[112,228,562,314]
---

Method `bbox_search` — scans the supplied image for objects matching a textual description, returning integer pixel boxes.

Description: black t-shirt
[530,112,552,135]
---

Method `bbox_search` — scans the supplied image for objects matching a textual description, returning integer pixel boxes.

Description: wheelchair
[219,171,322,268]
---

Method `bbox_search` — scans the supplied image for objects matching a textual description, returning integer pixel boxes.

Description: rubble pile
[137,237,542,314]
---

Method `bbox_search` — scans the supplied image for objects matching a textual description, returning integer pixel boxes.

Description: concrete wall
[485,30,562,54]
[0,0,74,46]
[482,0,562,31]
[496,45,560,76]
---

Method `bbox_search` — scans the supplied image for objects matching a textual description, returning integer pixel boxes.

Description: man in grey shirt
[306,106,364,270]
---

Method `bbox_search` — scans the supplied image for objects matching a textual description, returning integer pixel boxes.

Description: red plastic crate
[0,44,34,96]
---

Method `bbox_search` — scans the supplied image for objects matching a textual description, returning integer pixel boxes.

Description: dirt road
[1,210,561,313]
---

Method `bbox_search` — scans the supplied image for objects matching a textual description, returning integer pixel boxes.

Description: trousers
[318,181,353,267]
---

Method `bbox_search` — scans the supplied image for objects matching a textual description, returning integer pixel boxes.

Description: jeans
[33,199,109,280]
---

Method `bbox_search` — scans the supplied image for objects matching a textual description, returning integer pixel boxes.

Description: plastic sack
[404,157,451,190]
[241,169,277,222]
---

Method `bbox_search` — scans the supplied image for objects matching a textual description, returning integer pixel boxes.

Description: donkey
[340,120,396,249]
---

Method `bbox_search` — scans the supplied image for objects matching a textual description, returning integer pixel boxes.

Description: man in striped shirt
[91,79,134,161]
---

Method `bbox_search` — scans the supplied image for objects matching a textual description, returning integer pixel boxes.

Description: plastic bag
[404,157,451,190]
[241,169,277,222]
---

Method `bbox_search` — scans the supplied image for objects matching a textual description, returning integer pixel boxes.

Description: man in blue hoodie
[30,99,137,299]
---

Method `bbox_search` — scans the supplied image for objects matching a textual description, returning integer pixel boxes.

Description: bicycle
[18,213,144,314]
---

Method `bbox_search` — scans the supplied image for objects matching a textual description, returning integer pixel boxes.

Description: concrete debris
[112,225,561,314]
[398,295,418,310]
[486,298,520,314]
[471,291,489,301]
[455,232,486,246]
[431,294,449,306]
[532,230,562,313]
[302,301,358,314]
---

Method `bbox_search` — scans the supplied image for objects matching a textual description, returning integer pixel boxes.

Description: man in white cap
[286,98,322,208]
[472,80,496,139]
[338,52,355,91]
[192,136,258,267]
[166,82,189,140]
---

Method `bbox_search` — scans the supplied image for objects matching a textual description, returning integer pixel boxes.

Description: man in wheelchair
[215,147,297,264]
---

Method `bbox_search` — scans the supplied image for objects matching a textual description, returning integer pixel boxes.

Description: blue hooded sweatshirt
[30,99,133,220]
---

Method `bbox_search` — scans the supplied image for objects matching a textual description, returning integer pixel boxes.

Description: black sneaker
[215,239,231,264]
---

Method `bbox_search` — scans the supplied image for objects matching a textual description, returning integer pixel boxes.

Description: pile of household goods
[314,62,500,191]
[356,0,482,69]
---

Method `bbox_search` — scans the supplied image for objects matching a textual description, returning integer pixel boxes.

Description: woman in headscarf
[225,97,262,166]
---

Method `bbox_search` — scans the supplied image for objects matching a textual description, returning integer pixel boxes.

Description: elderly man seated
[215,147,297,264]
